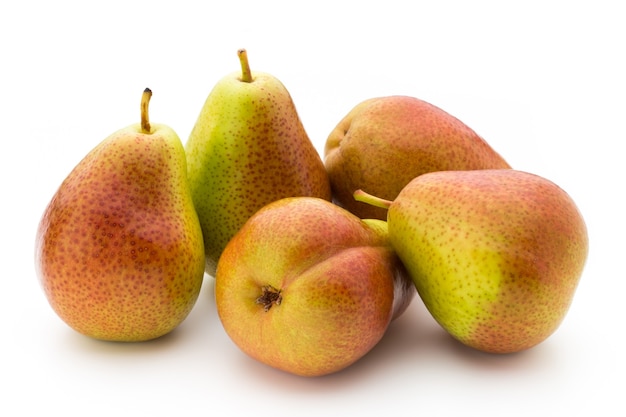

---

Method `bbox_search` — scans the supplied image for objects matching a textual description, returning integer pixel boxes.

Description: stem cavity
[256,285,282,312]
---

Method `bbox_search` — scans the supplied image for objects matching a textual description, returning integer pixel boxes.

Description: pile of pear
[35,49,588,377]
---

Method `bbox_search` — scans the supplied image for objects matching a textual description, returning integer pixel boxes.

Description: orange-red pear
[35,89,206,342]
[325,95,511,220]
[215,197,414,376]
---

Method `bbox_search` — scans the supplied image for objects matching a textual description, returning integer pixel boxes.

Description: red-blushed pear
[214,197,415,377]
[325,95,511,220]
[355,169,588,354]
[35,89,206,342]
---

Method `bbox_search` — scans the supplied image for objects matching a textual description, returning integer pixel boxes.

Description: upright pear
[185,49,331,276]
[355,169,588,353]
[325,95,511,220]
[35,89,206,342]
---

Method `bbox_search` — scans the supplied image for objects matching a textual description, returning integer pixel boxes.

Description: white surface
[2,1,623,416]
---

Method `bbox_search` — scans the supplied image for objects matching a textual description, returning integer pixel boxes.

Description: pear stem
[140,88,152,134]
[353,189,393,210]
[237,48,253,83]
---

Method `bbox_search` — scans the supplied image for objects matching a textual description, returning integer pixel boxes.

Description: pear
[185,49,331,276]
[355,169,588,353]
[35,88,206,342]
[214,197,415,377]
[325,95,511,220]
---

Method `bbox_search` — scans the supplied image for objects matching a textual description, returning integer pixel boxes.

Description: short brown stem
[140,88,152,133]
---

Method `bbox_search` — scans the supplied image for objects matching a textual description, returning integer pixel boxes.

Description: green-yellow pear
[325,95,511,220]
[35,89,206,342]
[185,49,331,276]
[355,169,588,353]
[215,197,415,377]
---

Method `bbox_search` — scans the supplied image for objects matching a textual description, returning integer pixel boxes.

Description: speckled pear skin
[35,123,206,342]
[388,169,588,353]
[324,95,511,220]
[185,68,331,277]
[215,197,414,377]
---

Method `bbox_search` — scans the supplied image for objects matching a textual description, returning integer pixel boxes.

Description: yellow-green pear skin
[325,95,511,220]
[35,89,205,342]
[385,169,588,353]
[185,50,331,276]
[215,197,415,377]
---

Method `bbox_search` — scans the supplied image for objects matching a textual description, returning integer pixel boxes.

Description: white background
[2,1,624,416]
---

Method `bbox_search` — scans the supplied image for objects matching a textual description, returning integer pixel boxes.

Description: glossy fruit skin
[186,70,331,277]
[324,95,511,220]
[388,169,588,353]
[35,124,206,342]
[215,197,413,376]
